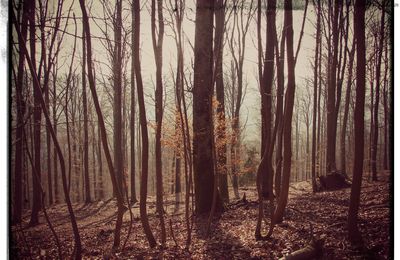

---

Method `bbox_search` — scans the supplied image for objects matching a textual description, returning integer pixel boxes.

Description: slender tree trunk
[29,0,42,226]
[12,1,28,224]
[97,125,104,199]
[340,41,355,175]
[258,0,265,154]
[171,0,192,246]
[53,62,59,203]
[261,0,277,200]
[82,25,91,203]
[274,27,286,198]
[325,0,342,174]
[130,3,137,204]
[382,37,389,171]
[311,0,321,192]
[91,116,96,200]
[133,0,157,247]
[348,0,366,243]
[151,0,166,244]
[214,0,229,203]
[317,23,322,178]
[371,2,385,181]
[113,0,124,200]
[267,0,296,236]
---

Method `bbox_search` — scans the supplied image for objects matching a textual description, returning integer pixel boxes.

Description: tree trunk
[193,0,219,214]
[267,0,296,236]
[151,0,166,245]
[29,0,42,226]
[97,125,104,199]
[340,40,355,175]
[214,0,229,203]
[53,62,59,203]
[348,0,366,243]
[82,25,91,203]
[130,3,137,204]
[382,37,389,171]
[371,2,385,181]
[133,0,157,247]
[261,0,277,200]
[311,0,320,192]
[12,1,28,224]
[274,27,286,198]
[113,0,124,200]
[325,0,342,174]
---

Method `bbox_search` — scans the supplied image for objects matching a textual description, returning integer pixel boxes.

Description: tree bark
[274,26,286,198]
[348,0,366,243]
[151,0,166,245]
[28,0,42,226]
[214,0,229,204]
[371,2,386,181]
[382,36,389,171]
[266,0,296,237]
[133,0,157,247]
[53,61,59,203]
[261,0,277,200]
[340,40,355,175]
[113,0,124,199]
[12,0,28,224]
[193,0,219,214]
[325,0,342,174]
[311,0,321,192]
[130,2,138,205]
[82,25,91,203]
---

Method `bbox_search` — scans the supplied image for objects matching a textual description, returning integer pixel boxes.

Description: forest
[10,0,392,259]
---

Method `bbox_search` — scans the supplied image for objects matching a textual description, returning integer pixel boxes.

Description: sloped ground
[11,171,391,259]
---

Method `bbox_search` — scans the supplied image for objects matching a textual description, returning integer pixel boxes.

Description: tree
[274,14,286,198]
[348,0,366,243]
[256,0,277,238]
[340,39,355,176]
[12,0,28,224]
[325,0,343,174]
[79,0,127,249]
[133,0,157,247]
[151,0,166,245]
[12,6,82,257]
[193,0,220,214]
[266,0,297,237]
[214,0,229,203]
[228,0,255,199]
[27,0,42,227]
[260,0,277,199]
[311,0,321,192]
[169,0,193,246]
[371,0,386,181]
[130,2,137,205]
[82,24,91,204]
[113,0,124,200]
[382,35,389,171]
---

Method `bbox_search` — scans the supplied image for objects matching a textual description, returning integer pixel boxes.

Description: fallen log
[279,238,323,260]
[318,171,351,191]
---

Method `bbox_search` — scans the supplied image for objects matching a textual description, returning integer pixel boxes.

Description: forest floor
[11,171,391,259]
